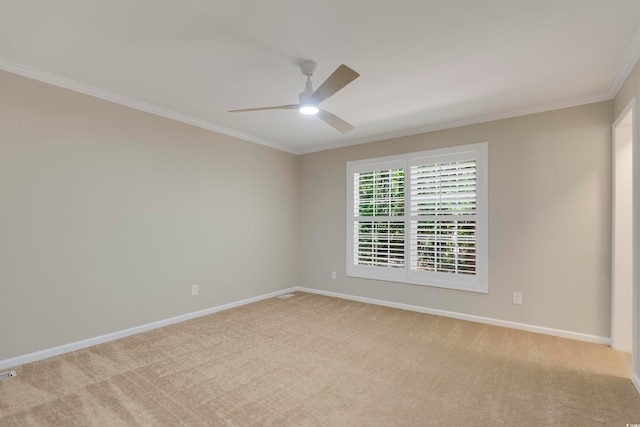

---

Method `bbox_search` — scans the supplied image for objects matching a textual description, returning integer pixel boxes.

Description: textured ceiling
[2,0,640,154]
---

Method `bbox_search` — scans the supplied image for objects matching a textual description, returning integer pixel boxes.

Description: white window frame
[346,142,488,293]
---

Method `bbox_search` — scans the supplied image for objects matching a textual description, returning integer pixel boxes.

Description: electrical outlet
[192,284,199,296]
[512,292,522,305]
[331,271,337,280]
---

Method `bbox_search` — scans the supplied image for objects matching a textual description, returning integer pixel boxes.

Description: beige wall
[614,58,640,381]
[0,63,627,362]
[300,101,613,338]
[0,71,299,360]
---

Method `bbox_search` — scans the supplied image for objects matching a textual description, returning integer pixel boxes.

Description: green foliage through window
[353,162,477,275]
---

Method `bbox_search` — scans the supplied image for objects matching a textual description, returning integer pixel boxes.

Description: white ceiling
[2,1,640,154]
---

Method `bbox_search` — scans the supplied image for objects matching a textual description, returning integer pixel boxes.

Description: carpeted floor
[0,292,638,426]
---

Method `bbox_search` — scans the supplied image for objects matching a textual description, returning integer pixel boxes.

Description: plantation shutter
[346,142,487,293]
[351,161,406,270]
[409,153,478,277]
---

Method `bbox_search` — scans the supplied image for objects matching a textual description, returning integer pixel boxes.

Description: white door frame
[612,99,635,352]
[612,98,638,391]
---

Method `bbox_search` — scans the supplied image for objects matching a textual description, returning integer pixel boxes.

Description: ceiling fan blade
[318,109,355,134]
[310,64,360,104]
[228,104,299,112]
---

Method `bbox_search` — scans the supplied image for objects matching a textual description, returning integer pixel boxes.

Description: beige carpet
[0,292,638,426]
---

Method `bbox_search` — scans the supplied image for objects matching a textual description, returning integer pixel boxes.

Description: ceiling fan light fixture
[299,104,319,115]
[228,62,359,133]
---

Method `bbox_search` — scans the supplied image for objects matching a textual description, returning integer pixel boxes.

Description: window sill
[346,270,488,294]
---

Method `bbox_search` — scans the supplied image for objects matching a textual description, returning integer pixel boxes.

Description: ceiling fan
[228,61,360,133]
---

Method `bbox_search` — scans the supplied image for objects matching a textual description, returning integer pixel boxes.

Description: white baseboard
[0,287,298,370]
[0,285,614,371]
[293,287,611,346]
[633,373,640,394]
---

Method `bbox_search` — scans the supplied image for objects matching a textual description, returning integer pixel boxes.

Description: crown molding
[297,92,612,154]
[609,28,640,97]
[3,51,635,157]
[0,58,296,154]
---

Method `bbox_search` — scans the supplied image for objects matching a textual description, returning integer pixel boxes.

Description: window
[347,143,488,293]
